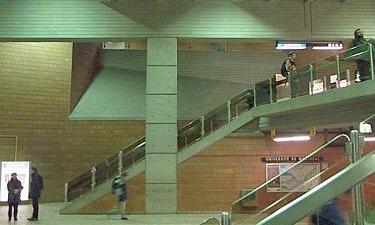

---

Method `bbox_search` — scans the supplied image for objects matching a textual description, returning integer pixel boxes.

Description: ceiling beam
[304,0,319,4]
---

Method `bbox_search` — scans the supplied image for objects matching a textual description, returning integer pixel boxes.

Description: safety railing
[228,113,375,225]
[230,133,351,225]
[65,88,254,202]
[66,40,374,203]
[278,40,374,99]
[65,137,145,201]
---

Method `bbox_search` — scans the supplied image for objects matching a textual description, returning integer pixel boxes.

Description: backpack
[280,60,288,76]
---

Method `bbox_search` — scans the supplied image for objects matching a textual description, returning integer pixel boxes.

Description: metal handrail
[66,87,253,201]
[342,40,374,54]
[199,216,220,225]
[232,133,351,205]
[178,88,252,136]
[361,114,375,124]
[66,39,374,202]
[240,156,349,224]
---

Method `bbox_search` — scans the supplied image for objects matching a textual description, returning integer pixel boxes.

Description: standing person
[28,167,44,221]
[7,173,23,221]
[112,174,128,220]
[280,51,297,78]
[351,29,370,81]
[280,51,299,97]
[352,29,367,47]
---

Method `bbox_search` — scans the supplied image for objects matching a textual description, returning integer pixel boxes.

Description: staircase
[61,88,257,214]
[256,149,375,225]
[61,40,375,214]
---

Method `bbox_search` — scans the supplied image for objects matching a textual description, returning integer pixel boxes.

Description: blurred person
[311,199,345,225]
[112,173,128,220]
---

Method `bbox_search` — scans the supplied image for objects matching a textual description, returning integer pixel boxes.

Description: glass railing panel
[229,89,254,119]
[361,116,375,224]
[203,103,229,137]
[309,55,338,94]
[177,119,202,149]
[255,79,273,106]
[270,77,277,103]
[177,88,256,150]
[94,154,119,185]
[339,43,372,84]
[290,66,312,98]
[363,174,375,224]
[275,75,290,102]
[231,135,350,225]
[67,171,92,201]
[121,142,146,170]
[66,137,146,201]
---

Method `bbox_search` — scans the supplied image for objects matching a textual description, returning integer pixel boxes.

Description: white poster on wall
[266,163,320,192]
[0,161,30,202]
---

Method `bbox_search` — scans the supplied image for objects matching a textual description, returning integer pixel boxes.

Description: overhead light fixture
[276,41,307,50]
[312,42,343,50]
[364,137,375,142]
[271,127,316,142]
[273,136,311,142]
[102,42,130,50]
[276,41,343,50]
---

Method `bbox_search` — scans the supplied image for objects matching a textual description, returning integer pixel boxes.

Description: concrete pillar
[145,38,177,213]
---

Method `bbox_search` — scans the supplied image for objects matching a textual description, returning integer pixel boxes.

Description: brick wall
[1,42,373,213]
[177,133,343,212]
[79,173,145,214]
[80,132,374,214]
[70,43,101,111]
[0,42,144,202]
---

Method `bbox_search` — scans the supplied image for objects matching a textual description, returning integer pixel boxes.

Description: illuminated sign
[0,161,30,202]
[276,41,307,50]
[276,41,343,50]
[312,42,343,50]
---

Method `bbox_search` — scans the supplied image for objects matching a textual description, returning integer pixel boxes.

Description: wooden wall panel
[0,42,145,202]
[79,173,145,214]
[70,43,102,111]
[81,134,375,214]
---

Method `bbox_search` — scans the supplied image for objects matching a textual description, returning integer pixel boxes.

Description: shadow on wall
[69,67,248,120]
[101,0,197,29]
[233,0,306,36]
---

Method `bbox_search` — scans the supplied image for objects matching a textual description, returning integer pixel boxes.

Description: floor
[0,203,220,225]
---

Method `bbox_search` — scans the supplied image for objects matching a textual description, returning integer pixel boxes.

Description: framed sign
[266,163,320,192]
[0,161,30,202]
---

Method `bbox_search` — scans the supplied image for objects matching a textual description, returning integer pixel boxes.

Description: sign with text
[266,163,320,192]
[0,161,30,202]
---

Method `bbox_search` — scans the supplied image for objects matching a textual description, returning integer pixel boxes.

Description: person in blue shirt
[112,173,128,220]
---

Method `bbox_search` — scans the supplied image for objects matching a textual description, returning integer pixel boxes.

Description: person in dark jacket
[28,167,44,221]
[281,51,297,78]
[351,29,370,81]
[7,172,23,221]
[112,174,128,220]
[311,199,345,225]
